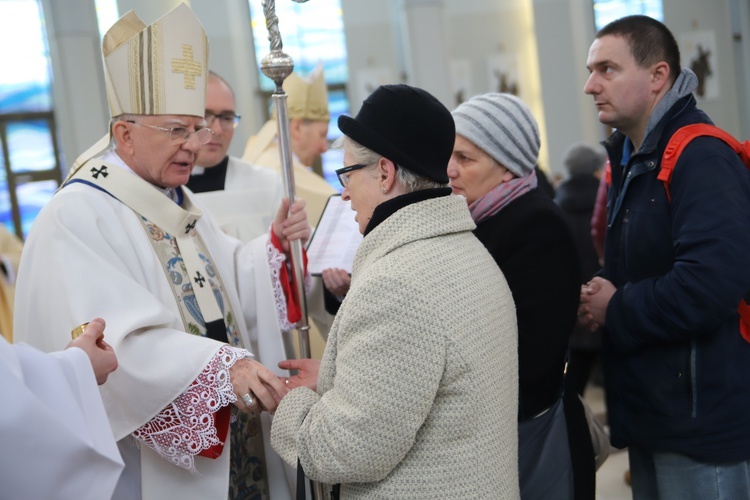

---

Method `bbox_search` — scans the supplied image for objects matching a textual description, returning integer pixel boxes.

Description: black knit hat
[338,84,454,184]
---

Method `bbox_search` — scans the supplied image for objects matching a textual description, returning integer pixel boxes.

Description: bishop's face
[126,115,206,189]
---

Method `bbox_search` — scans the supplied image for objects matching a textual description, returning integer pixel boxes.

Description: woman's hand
[322,268,351,297]
[278,358,321,392]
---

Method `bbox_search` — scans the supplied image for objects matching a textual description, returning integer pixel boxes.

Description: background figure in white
[1,319,123,500]
[188,71,284,243]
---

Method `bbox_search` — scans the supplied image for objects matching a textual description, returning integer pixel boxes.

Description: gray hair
[332,135,447,192]
[107,113,141,149]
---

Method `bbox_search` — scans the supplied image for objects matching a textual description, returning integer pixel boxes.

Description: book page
[306,195,362,275]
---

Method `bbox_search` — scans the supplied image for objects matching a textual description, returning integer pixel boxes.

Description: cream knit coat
[271,195,519,499]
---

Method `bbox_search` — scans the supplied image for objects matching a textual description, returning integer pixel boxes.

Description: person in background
[579,15,750,498]
[243,66,335,225]
[554,142,607,396]
[1,318,123,499]
[449,92,594,499]
[14,5,306,499]
[0,224,23,341]
[242,67,339,357]
[187,71,283,243]
[271,84,520,498]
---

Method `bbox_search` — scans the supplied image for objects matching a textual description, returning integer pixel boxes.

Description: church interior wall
[39,0,749,179]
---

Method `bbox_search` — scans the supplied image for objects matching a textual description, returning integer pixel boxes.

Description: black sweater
[473,188,580,418]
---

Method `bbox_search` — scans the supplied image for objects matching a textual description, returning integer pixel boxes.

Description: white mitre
[282,65,330,122]
[68,3,208,177]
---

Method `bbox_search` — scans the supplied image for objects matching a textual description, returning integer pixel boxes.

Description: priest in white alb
[1,319,123,500]
[13,4,309,500]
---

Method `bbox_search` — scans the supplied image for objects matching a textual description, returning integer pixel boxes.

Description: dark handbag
[296,459,340,500]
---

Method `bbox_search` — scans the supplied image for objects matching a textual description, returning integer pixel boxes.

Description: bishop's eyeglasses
[126,120,214,145]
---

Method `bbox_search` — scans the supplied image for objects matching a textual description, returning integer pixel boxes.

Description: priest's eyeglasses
[127,120,214,145]
[205,112,242,129]
[336,163,371,188]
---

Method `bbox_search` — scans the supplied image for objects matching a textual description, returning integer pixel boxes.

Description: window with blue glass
[0,0,62,239]
[593,0,664,31]
[248,0,349,191]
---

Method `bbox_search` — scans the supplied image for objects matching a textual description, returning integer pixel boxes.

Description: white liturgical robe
[190,156,283,243]
[14,152,294,500]
[0,337,124,499]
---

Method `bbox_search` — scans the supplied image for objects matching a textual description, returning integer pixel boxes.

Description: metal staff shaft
[274,94,311,358]
[259,1,327,499]
[259,0,311,358]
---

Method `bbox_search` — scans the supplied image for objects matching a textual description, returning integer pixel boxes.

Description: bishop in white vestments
[13,5,309,500]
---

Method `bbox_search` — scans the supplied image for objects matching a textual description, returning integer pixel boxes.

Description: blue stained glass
[7,120,56,173]
[17,179,57,238]
[593,0,664,31]
[249,0,350,192]
[0,140,13,235]
[249,0,348,92]
[0,0,53,113]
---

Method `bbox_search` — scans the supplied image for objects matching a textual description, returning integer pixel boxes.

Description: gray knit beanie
[452,93,540,177]
[562,142,607,176]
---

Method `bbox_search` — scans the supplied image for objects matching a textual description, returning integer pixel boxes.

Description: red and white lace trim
[132,345,249,471]
[266,238,312,330]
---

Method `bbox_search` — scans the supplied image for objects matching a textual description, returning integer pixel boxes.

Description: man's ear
[112,120,134,155]
[651,61,671,94]
[289,118,302,141]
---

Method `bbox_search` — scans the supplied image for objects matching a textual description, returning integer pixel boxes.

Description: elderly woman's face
[447,134,512,205]
[341,151,381,234]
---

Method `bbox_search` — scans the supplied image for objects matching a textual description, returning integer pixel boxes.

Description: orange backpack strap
[740,299,750,344]
[660,123,750,202]
[660,124,750,343]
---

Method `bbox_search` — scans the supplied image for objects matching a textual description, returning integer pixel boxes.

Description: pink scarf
[469,170,538,223]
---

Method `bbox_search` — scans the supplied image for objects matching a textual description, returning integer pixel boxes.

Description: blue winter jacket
[602,95,750,461]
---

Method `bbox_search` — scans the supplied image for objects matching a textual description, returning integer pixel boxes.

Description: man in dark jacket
[578,15,750,498]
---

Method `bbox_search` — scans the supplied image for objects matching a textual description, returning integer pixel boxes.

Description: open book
[306,194,363,275]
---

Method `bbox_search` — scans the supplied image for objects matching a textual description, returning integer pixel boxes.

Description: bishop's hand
[229,358,288,413]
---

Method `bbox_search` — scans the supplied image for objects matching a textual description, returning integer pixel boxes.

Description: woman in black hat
[270,84,521,498]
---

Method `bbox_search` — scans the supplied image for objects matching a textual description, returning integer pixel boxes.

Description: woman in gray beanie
[450,93,595,499]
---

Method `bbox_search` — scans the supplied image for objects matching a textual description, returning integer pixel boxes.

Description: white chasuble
[13,153,294,500]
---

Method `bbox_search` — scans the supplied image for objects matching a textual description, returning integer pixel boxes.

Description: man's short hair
[597,15,681,84]
[208,70,235,98]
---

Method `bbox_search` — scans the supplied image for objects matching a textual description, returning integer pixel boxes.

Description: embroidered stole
[67,159,270,499]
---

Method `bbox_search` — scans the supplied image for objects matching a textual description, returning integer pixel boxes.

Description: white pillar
[395,0,453,107]
[190,0,264,157]
[40,0,109,170]
[531,0,603,175]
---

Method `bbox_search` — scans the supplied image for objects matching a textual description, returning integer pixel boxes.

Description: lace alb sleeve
[132,345,249,472]
[266,234,311,331]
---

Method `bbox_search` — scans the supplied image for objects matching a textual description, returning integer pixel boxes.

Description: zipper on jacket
[689,340,697,417]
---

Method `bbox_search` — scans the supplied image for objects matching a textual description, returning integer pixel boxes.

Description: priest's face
[291,118,329,167]
[125,115,206,189]
[197,75,236,168]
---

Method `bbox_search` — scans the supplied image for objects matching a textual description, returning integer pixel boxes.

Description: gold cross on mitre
[172,44,202,90]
